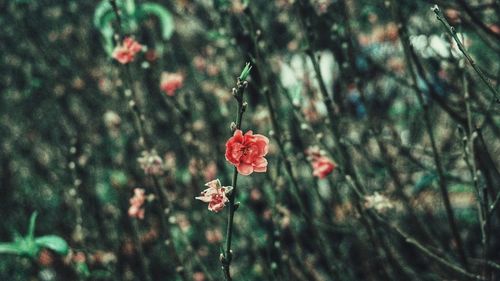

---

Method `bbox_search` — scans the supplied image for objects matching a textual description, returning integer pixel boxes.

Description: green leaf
[137,3,175,40]
[123,0,137,15]
[76,262,91,277]
[0,243,22,255]
[35,235,69,256]
[239,62,252,81]
[27,212,38,239]
[101,23,116,55]
[413,172,437,194]
[93,0,118,55]
[93,0,114,29]
[110,170,128,186]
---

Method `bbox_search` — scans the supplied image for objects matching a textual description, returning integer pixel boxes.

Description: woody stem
[222,78,248,281]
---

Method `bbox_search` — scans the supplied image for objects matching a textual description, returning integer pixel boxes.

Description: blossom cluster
[128,188,146,219]
[196,129,270,212]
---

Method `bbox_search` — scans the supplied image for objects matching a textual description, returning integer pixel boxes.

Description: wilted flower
[364,192,394,213]
[225,130,269,176]
[160,72,184,96]
[128,188,146,219]
[306,146,336,179]
[137,150,164,176]
[195,179,233,212]
[112,37,142,64]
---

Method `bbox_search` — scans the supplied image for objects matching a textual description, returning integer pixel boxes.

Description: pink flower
[193,272,206,281]
[225,130,269,175]
[160,72,184,96]
[128,188,146,219]
[306,146,336,179]
[312,156,336,179]
[203,161,218,181]
[112,37,142,64]
[195,179,232,212]
[137,150,164,176]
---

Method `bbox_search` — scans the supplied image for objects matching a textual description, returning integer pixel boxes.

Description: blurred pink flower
[145,49,158,62]
[137,150,164,176]
[193,55,206,72]
[205,228,223,244]
[195,179,232,212]
[193,272,206,281]
[128,188,146,219]
[225,130,269,175]
[112,37,142,64]
[160,72,184,96]
[203,161,218,181]
[312,156,336,179]
[306,146,336,179]
[73,251,86,263]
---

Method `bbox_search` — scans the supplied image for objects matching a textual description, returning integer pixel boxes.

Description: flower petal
[253,157,268,172]
[237,163,254,175]
[195,195,212,202]
[254,134,269,155]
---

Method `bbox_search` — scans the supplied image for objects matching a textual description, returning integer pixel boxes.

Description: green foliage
[34,236,69,256]
[93,0,174,55]
[413,172,437,194]
[239,62,252,81]
[137,3,174,40]
[0,212,69,258]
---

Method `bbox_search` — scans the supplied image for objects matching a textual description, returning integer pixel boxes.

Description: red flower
[312,156,336,179]
[306,146,336,179]
[160,72,184,96]
[112,37,142,64]
[225,130,269,175]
